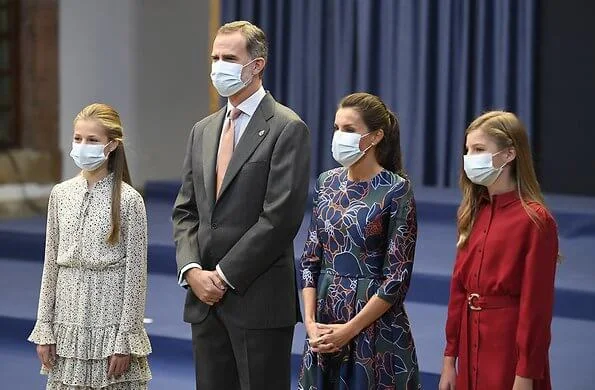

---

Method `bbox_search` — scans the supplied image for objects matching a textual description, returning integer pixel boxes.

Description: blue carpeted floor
[1,183,595,389]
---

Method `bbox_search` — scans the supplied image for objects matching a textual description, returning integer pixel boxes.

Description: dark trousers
[191,308,294,390]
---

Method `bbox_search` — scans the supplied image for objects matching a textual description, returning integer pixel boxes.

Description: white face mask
[463,150,507,186]
[70,142,111,171]
[210,59,257,97]
[331,131,373,167]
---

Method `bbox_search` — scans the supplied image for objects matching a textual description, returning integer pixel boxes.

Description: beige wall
[59,0,211,186]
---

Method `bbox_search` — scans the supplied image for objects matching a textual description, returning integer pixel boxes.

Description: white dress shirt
[178,86,267,288]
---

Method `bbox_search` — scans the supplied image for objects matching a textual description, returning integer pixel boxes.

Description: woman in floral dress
[28,103,152,389]
[298,93,421,389]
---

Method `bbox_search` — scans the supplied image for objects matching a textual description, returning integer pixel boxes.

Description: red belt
[467,293,519,311]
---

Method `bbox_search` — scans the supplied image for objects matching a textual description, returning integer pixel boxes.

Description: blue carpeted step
[0,226,176,274]
[2,244,594,322]
[1,226,595,321]
[3,254,594,390]
[0,316,439,389]
[144,180,595,237]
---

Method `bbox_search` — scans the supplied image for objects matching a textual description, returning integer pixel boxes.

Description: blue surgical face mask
[210,58,258,97]
[70,141,112,171]
[463,150,507,186]
[331,131,373,167]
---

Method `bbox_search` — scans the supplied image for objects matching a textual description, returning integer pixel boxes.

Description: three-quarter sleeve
[299,178,323,289]
[515,208,558,378]
[376,182,417,305]
[28,187,60,345]
[113,194,152,356]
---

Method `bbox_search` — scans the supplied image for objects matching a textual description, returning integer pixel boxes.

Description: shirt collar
[226,86,266,118]
[76,172,114,192]
[481,189,519,209]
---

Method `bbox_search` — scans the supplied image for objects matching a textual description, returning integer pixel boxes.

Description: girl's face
[465,128,512,169]
[73,119,115,156]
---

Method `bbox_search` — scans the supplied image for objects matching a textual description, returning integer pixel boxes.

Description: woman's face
[334,107,377,151]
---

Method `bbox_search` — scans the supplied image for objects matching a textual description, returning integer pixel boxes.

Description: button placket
[474,204,494,290]
[470,203,495,389]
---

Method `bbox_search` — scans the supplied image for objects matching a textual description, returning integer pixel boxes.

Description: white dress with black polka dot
[28,173,152,389]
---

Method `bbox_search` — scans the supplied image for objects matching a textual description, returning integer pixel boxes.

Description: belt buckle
[468,293,482,311]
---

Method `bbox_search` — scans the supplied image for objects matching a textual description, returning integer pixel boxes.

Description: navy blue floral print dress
[298,168,421,390]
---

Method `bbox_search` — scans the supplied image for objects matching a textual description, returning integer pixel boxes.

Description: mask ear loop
[362,144,374,154]
[493,148,511,170]
[360,131,379,154]
[241,57,261,86]
[104,140,117,159]
[242,57,259,71]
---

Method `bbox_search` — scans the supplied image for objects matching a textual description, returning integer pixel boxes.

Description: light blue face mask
[210,59,257,97]
[463,150,507,186]
[331,131,373,167]
[70,141,112,171]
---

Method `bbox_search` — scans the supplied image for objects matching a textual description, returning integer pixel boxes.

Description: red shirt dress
[444,191,558,390]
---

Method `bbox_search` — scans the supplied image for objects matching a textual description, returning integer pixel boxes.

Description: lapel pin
[258,130,265,137]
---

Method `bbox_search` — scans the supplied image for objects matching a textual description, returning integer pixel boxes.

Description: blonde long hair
[457,111,545,248]
[74,103,131,245]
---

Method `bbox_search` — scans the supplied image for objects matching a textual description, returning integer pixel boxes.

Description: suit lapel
[202,107,227,208]
[216,93,275,202]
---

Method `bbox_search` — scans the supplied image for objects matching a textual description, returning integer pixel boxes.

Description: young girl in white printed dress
[28,103,152,389]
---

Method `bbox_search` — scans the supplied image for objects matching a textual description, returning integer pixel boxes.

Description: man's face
[211,31,251,66]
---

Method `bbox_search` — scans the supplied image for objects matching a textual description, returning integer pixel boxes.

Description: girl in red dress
[439,111,558,390]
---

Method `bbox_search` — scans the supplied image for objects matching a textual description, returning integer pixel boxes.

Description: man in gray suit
[172,21,310,390]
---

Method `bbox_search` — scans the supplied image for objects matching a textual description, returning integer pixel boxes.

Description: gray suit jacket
[172,93,310,328]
